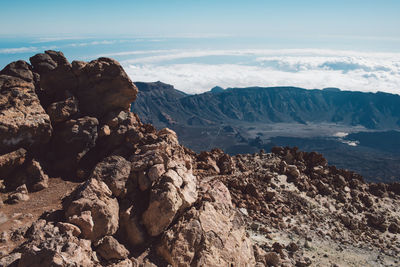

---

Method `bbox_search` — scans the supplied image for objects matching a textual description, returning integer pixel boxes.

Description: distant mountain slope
[132,82,400,130]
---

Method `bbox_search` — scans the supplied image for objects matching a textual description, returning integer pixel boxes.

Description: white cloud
[66,40,117,47]
[99,49,179,58]
[0,47,39,54]
[31,36,93,43]
[122,49,400,95]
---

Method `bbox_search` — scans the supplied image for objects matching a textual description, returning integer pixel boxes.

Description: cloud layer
[123,49,400,95]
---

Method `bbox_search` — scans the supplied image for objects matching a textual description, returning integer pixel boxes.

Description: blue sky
[1,1,400,94]
[1,0,399,41]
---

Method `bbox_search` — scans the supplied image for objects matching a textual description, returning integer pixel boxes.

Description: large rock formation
[0,65,52,154]
[0,51,255,266]
[0,51,399,267]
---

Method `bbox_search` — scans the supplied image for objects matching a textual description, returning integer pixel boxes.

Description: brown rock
[333,175,346,188]
[99,125,111,137]
[90,155,131,197]
[217,153,236,174]
[96,236,129,261]
[29,52,57,74]
[26,159,49,191]
[0,60,33,82]
[388,222,399,234]
[57,222,82,237]
[175,167,197,209]
[68,210,94,237]
[287,165,300,178]
[253,245,268,264]
[46,96,79,123]
[18,220,97,266]
[142,182,183,236]
[157,180,255,266]
[64,179,119,241]
[246,183,260,198]
[108,259,133,267]
[51,116,98,173]
[30,51,78,104]
[265,252,281,266]
[366,213,387,232]
[286,242,299,252]
[72,57,138,118]
[120,206,147,247]
[316,181,331,195]
[0,74,52,154]
[147,164,165,183]
[0,252,21,267]
[0,148,26,178]
[7,184,29,203]
[369,183,387,197]
[388,182,400,195]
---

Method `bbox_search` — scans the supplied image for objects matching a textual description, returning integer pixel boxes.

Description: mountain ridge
[132,82,400,130]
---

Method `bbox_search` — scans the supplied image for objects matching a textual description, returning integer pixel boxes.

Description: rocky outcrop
[63,179,119,241]
[0,72,52,154]
[0,148,26,178]
[72,58,137,118]
[193,147,400,266]
[90,156,131,197]
[18,220,97,267]
[158,179,255,266]
[1,52,399,267]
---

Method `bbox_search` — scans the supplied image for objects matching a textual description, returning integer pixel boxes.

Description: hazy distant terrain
[132,82,400,182]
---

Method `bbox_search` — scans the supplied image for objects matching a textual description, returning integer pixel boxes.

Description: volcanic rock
[96,236,129,261]
[30,51,77,105]
[0,60,33,82]
[18,220,97,267]
[1,52,399,267]
[46,96,79,123]
[0,74,52,154]
[157,180,255,266]
[64,179,119,241]
[26,159,49,191]
[71,57,138,118]
[90,155,131,197]
[0,148,26,178]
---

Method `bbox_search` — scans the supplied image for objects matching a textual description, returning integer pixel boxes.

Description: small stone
[96,236,129,261]
[265,252,280,266]
[99,125,111,137]
[57,222,81,237]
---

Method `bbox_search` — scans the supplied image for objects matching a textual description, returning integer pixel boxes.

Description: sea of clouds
[120,49,400,95]
[1,40,400,95]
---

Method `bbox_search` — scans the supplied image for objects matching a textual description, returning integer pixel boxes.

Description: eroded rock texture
[1,51,399,267]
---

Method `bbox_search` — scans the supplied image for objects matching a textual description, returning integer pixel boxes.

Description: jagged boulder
[95,236,130,261]
[0,60,33,82]
[30,50,77,105]
[2,156,48,191]
[0,74,52,154]
[51,116,98,173]
[46,96,79,123]
[71,57,138,118]
[18,220,97,267]
[64,179,119,241]
[0,148,26,178]
[142,181,183,236]
[90,155,131,197]
[26,159,49,191]
[157,180,255,266]
[120,205,148,247]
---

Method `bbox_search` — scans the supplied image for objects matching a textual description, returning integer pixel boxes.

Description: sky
[1,1,400,94]
[1,0,399,41]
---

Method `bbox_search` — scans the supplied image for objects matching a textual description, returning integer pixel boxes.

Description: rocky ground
[0,51,399,266]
